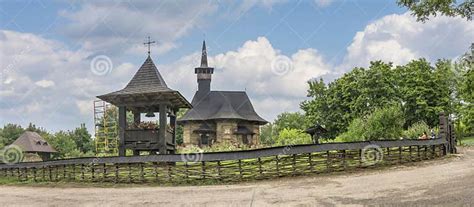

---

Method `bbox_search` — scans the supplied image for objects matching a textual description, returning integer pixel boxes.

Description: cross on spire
[143,36,156,55]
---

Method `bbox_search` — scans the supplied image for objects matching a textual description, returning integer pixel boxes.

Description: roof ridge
[211,90,246,93]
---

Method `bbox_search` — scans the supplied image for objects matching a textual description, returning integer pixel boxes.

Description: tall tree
[396,59,455,127]
[398,0,473,22]
[259,123,276,145]
[71,123,94,153]
[273,112,310,133]
[0,124,24,147]
[302,59,459,139]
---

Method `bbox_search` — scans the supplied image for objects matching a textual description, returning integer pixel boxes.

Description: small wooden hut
[305,124,328,144]
[12,131,57,161]
[97,55,191,156]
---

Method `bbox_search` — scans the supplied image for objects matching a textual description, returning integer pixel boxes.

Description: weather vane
[143,36,156,55]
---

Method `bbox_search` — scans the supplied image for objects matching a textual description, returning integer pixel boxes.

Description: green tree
[397,0,473,22]
[25,123,48,135]
[302,61,399,138]
[259,123,276,145]
[273,112,309,133]
[0,124,24,147]
[458,66,474,133]
[175,109,188,145]
[396,59,455,127]
[44,131,79,158]
[71,123,94,154]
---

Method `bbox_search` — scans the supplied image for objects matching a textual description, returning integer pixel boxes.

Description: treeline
[0,123,95,158]
[262,53,473,144]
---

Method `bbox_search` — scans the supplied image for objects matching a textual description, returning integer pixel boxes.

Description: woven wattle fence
[0,138,447,184]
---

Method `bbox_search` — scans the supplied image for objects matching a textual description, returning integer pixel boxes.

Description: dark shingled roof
[12,131,57,153]
[178,91,267,124]
[97,56,191,108]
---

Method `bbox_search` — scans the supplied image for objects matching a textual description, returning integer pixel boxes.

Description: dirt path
[1,147,473,207]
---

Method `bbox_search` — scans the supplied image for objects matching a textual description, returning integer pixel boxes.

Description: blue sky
[0,0,472,133]
[1,0,405,63]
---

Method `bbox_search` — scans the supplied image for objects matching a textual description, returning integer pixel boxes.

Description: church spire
[195,40,214,94]
[200,40,208,67]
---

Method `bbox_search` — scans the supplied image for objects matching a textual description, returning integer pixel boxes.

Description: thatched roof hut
[12,131,56,161]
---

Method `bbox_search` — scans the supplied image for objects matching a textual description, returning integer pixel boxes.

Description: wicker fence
[0,138,447,184]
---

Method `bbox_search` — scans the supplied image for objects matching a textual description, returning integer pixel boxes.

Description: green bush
[273,128,312,146]
[337,118,366,142]
[337,105,405,141]
[403,121,430,139]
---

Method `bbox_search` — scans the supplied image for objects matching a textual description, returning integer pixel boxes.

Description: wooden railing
[0,138,447,184]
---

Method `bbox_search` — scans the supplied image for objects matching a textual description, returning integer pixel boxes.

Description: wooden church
[178,41,267,147]
[97,39,266,156]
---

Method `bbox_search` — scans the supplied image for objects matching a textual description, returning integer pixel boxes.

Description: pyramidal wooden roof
[12,131,57,153]
[97,56,191,108]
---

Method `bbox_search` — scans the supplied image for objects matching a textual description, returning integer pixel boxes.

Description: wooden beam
[170,109,177,153]
[118,106,127,156]
[159,103,167,154]
[133,111,140,126]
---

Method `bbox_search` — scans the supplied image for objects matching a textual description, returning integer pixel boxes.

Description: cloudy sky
[0,0,473,133]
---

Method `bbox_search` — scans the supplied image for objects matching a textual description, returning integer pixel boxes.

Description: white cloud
[35,80,55,88]
[0,30,137,131]
[60,0,219,56]
[160,37,331,121]
[314,0,333,8]
[340,12,474,71]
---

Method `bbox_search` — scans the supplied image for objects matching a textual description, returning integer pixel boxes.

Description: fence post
[257,158,262,177]
[33,168,37,182]
[153,162,158,183]
[49,166,53,181]
[409,146,412,162]
[326,151,331,172]
[139,163,145,183]
[238,160,243,180]
[398,147,402,163]
[184,162,189,180]
[100,163,105,181]
[342,150,347,170]
[217,161,222,180]
[439,112,449,155]
[292,154,297,176]
[115,163,119,183]
[201,161,206,180]
[127,163,132,183]
[91,164,95,182]
[275,155,280,177]
[72,164,75,181]
[80,164,85,181]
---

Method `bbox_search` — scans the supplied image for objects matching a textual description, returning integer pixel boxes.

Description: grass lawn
[458,136,474,146]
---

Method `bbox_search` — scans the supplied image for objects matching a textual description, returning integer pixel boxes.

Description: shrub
[337,105,405,142]
[364,105,405,140]
[337,118,366,142]
[273,128,312,146]
[403,121,430,139]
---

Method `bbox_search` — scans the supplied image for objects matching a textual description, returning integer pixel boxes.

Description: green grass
[459,136,474,146]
